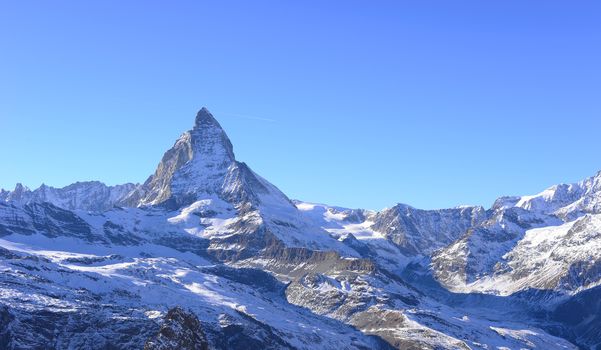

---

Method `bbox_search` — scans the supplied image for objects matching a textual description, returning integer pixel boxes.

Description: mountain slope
[432,171,601,297]
[0,202,575,350]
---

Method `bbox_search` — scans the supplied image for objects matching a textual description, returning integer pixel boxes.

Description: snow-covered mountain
[432,171,601,297]
[0,107,599,349]
[0,181,138,212]
[514,171,601,220]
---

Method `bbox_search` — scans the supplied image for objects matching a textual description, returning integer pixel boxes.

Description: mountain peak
[190,107,234,160]
[194,107,220,129]
[190,107,235,160]
[139,108,238,207]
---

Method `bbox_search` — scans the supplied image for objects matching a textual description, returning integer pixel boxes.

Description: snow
[1,181,140,212]
[438,214,601,296]
[166,198,239,239]
[0,232,378,350]
[295,201,411,268]
[513,171,601,220]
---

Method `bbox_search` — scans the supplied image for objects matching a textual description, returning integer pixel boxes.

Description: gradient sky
[1,1,600,210]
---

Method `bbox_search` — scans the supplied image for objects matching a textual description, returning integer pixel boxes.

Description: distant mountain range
[1,108,599,349]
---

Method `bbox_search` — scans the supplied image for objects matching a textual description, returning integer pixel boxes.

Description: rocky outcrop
[145,307,209,350]
[0,202,97,241]
[371,204,486,255]
[138,107,281,211]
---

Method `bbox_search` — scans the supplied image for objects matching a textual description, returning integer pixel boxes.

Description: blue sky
[1,1,600,210]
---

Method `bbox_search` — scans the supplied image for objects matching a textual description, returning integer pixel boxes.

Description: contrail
[221,112,277,123]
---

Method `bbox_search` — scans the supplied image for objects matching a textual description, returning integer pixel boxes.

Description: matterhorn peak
[194,107,221,129]
[138,108,241,207]
[188,107,234,160]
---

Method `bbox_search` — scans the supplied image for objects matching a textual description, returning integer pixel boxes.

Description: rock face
[371,204,486,255]
[140,108,237,208]
[137,108,295,214]
[0,201,96,240]
[1,107,599,349]
[145,307,209,350]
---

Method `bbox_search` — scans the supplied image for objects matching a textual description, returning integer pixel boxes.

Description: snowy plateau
[1,108,600,349]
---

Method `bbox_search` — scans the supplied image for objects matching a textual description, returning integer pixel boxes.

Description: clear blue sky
[1,1,600,210]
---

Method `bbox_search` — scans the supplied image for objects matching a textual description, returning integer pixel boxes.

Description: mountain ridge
[0,107,599,349]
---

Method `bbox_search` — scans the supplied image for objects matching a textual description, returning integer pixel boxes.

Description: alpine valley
[1,108,599,349]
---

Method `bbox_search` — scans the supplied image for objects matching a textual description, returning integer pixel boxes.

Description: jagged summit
[189,107,235,161]
[137,108,285,210]
[195,106,221,129]
[139,107,236,207]
[8,183,29,202]
[512,169,601,220]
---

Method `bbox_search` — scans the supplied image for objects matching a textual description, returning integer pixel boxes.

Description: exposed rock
[371,204,486,255]
[145,307,209,350]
